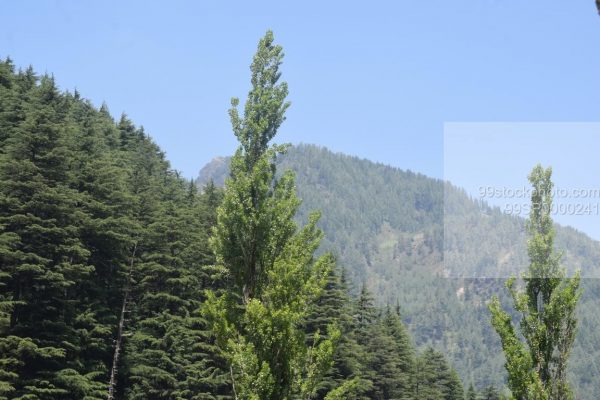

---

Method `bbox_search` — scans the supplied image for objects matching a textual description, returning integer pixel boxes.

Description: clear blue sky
[2,2,600,202]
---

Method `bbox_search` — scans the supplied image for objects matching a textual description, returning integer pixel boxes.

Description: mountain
[2,57,475,399]
[197,156,229,187]
[198,143,600,397]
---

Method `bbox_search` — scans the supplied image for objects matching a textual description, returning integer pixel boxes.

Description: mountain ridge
[197,143,600,397]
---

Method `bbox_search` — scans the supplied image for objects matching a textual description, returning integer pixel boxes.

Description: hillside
[198,144,600,397]
[0,60,233,398]
[0,59,470,400]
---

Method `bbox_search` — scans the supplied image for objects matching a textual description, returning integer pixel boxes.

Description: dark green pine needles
[0,58,228,399]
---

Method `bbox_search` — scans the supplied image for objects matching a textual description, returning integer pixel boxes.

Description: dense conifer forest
[0,30,594,399]
[0,52,477,399]
[199,144,600,398]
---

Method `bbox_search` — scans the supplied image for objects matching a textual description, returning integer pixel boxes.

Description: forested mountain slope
[0,59,231,398]
[198,144,600,398]
[0,59,469,400]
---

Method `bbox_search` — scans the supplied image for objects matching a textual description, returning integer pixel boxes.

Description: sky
[3,1,600,236]
[445,123,600,240]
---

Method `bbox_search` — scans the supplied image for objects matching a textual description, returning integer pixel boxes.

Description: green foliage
[0,58,228,399]
[203,32,338,400]
[198,144,600,397]
[466,384,477,400]
[382,305,416,399]
[489,165,581,399]
[0,45,507,400]
[479,385,502,400]
[0,69,109,399]
[305,267,363,398]
[322,377,362,400]
[415,347,464,400]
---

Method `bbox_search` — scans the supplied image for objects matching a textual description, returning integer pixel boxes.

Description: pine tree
[0,73,107,398]
[479,385,501,400]
[123,173,230,399]
[415,347,464,400]
[466,384,477,400]
[358,300,417,400]
[306,268,368,400]
[415,348,445,400]
[203,31,338,400]
[447,369,464,400]
[352,283,377,397]
[0,59,229,400]
[0,58,21,149]
[383,304,415,399]
[368,323,403,400]
[98,124,230,399]
[489,165,581,400]
[304,266,356,398]
[355,284,378,341]
[330,269,364,383]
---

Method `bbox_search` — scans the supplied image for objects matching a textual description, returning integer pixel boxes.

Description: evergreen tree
[0,54,479,400]
[489,165,581,400]
[415,347,464,400]
[351,284,377,398]
[354,285,416,400]
[203,31,338,400]
[0,58,21,149]
[304,267,358,399]
[362,318,395,400]
[479,385,501,400]
[415,348,445,400]
[355,284,378,342]
[348,284,422,400]
[447,370,464,400]
[122,172,230,399]
[305,268,368,400]
[383,304,415,399]
[0,73,107,399]
[0,61,228,399]
[466,384,477,400]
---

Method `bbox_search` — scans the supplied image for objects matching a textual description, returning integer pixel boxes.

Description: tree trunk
[107,243,137,400]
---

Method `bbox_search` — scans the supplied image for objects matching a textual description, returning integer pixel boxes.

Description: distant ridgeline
[198,143,600,397]
[0,58,482,400]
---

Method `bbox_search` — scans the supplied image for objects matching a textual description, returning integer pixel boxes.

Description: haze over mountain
[198,144,600,397]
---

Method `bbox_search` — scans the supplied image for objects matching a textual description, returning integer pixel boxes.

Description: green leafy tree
[196,142,600,396]
[204,31,338,400]
[489,165,581,400]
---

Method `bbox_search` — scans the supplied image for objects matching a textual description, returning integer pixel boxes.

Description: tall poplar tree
[489,165,581,400]
[204,31,338,400]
